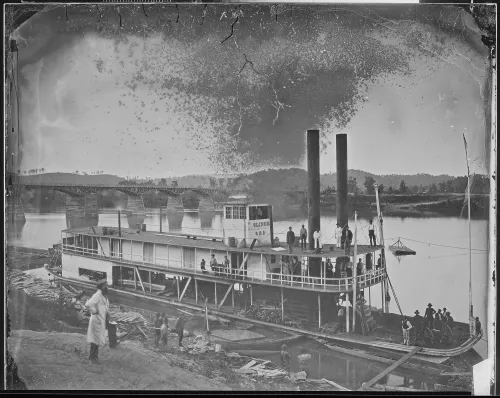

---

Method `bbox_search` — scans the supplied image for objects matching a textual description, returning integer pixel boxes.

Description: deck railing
[62,244,386,292]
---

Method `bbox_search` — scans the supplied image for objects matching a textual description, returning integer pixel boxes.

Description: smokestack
[336,134,348,228]
[307,129,321,251]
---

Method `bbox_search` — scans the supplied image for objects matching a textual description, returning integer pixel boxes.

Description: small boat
[389,238,416,256]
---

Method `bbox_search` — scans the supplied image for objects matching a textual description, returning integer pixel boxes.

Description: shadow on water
[66,216,98,230]
[126,213,146,230]
[166,211,184,231]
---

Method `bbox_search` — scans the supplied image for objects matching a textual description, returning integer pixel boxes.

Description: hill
[17,170,468,191]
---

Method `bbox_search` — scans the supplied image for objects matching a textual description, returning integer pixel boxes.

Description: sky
[10,4,491,178]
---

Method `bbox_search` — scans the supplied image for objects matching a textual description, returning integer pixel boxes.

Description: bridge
[6,183,337,224]
[7,183,237,224]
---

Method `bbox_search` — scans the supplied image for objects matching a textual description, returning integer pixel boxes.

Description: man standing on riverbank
[85,279,110,364]
[286,227,295,254]
[175,315,185,347]
[154,313,162,346]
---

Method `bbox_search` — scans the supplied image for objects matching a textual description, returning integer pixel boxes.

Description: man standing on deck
[286,227,295,254]
[413,310,424,336]
[223,255,231,277]
[210,254,218,275]
[424,303,436,330]
[335,223,342,249]
[345,226,353,255]
[313,229,323,253]
[368,220,376,246]
[85,279,110,364]
[402,316,413,346]
[299,225,307,250]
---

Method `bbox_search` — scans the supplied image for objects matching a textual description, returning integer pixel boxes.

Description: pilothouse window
[249,206,269,220]
[225,206,246,220]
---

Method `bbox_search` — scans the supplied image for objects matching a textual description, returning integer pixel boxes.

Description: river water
[7,209,489,387]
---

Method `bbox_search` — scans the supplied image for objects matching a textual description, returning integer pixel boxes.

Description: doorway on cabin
[183,247,196,269]
[110,239,122,259]
[231,252,245,278]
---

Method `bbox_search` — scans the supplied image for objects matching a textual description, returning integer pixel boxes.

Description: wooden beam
[238,252,250,271]
[281,288,284,323]
[232,284,235,309]
[250,285,253,305]
[179,277,192,302]
[149,271,152,293]
[215,282,217,306]
[134,266,137,290]
[318,293,321,329]
[358,347,422,391]
[218,284,234,310]
[134,267,146,295]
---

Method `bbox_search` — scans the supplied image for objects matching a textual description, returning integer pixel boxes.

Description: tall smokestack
[307,129,320,251]
[336,134,348,228]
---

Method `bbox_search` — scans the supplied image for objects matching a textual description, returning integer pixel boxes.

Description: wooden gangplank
[358,346,422,391]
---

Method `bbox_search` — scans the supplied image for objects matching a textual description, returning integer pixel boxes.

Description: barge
[54,131,481,360]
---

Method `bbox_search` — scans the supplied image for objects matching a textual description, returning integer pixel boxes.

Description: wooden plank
[321,378,351,391]
[179,277,192,302]
[134,267,146,295]
[359,347,422,390]
[239,360,257,370]
[373,384,428,392]
[217,284,234,310]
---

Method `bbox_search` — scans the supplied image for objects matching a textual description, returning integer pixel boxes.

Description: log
[373,384,428,392]
[239,360,257,370]
[359,347,422,390]
[321,378,351,391]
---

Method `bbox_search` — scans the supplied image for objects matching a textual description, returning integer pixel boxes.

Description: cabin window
[78,268,107,282]
[225,206,246,220]
[249,206,269,220]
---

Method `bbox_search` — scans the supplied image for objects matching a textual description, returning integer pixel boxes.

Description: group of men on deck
[401,303,482,346]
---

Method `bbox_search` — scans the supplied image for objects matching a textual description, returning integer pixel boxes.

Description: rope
[384,236,487,252]
[385,271,403,316]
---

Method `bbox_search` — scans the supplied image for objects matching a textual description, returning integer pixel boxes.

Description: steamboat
[50,132,482,362]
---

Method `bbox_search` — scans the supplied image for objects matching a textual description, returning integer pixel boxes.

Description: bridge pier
[65,194,99,218]
[198,197,215,212]
[166,196,184,213]
[6,194,26,223]
[126,195,146,217]
[199,210,214,229]
[166,211,184,231]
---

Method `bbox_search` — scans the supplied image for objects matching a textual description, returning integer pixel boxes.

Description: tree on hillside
[399,180,407,194]
[410,185,419,194]
[159,178,167,185]
[40,168,45,173]
[75,170,79,175]
[171,180,178,187]
[387,186,394,194]
[454,176,468,193]
[219,179,225,189]
[438,181,446,193]
[446,180,455,193]
[430,183,438,193]
[364,176,376,195]
[348,177,359,194]
[209,177,217,188]
[378,184,385,194]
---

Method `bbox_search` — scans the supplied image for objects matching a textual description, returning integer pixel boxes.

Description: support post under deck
[281,288,284,323]
[195,279,198,304]
[250,285,253,305]
[318,293,321,329]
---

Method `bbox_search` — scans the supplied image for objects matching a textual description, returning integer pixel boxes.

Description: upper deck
[62,226,384,259]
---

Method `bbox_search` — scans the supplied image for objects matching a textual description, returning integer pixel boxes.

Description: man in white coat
[86,279,110,363]
[335,224,342,249]
[313,230,323,253]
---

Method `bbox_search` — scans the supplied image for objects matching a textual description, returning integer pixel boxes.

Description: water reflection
[6,220,27,242]
[198,210,214,230]
[166,211,184,231]
[126,213,146,230]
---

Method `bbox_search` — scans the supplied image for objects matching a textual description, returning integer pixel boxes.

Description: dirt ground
[7,329,230,390]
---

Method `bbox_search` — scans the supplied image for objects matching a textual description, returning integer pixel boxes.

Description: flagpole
[463,134,473,333]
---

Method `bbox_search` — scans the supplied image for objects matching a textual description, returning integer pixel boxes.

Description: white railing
[62,244,387,292]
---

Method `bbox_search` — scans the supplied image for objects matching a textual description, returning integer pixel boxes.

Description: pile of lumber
[235,359,288,378]
[108,305,152,341]
[8,271,83,304]
[245,302,296,327]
